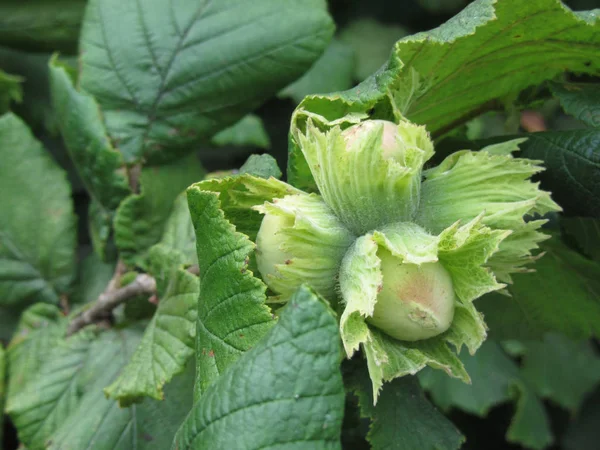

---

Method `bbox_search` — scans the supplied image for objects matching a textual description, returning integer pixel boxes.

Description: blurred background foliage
[1,1,599,449]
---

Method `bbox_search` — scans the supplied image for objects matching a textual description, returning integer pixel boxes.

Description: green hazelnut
[367,248,455,341]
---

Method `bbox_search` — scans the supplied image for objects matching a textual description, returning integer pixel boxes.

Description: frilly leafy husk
[254,193,355,302]
[339,217,507,402]
[294,120,432,235]
[415,139,561,283]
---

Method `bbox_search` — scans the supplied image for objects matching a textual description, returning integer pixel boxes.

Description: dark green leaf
[80,0,334,163]
[279,39,355,103]
[562,217,600,261]
[478,238,600,340]
[186,185,274,399]
[519,130,600,217]
[352,368,464,450]
[5,304,66,410]
[551,82,600,128]
[105,269,198,405]
[239,153,282,179]
[153,194,198,267]
[114,153,204,267]
[0,113,76,307]
[419,341,553,450]
[172,286,345,450]
[289,0,600,189]
[6,330,97,449]
[50,59,132,259]
[519,333,600,413]
[0,0,85,53]
[211,115,271,149]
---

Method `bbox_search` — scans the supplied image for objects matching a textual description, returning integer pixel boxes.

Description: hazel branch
[66,273,156,336]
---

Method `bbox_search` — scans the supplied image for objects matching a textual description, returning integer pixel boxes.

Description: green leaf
[10,326,195,450]
[562,217,600,261]
[155,194,198,267]
[478,238,600,340]
[239,153,282,179]
[114,153,204,267]
[0,113,76,307]
[6,330,97,450]
[338,19,408,81]
[194,174,301,242]
[211,114,271,149]
[419,340,554,450]
[518,130,600,217]
[0,69,22,113]
[105,269,198,406]
[187,185,275,399]
[5,304,66,405]
[519,333,600,413]
[289,0,600,188]
[172,285,345,450]
[0,0,85,53]
[80,0,334,163]
[49,59,132,259]
[351,367,464,450]
[551,82,600,128]
[279,39,355,103]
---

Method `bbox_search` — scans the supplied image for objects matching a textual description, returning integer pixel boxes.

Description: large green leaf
[187,184,275,399]
[0,0,85,53]
[5,304,66,406]
[0,69,22,113]
[105,269,198,406]
[0,113,76,307]
[154,194,198,267]
[562,217,600,262]
[6,330,97,450]
[518,130,600,217]
[519,334,600,413]
[49,59,132,259]
[478,237,600,340]
[350,367,464,450]
[114,153,204,266]
[172,286,345,450]
[419,341,553,450]
[79,0,334,163]
[551,82,600,128]
[8,324,195,450]
[288,0,600,189]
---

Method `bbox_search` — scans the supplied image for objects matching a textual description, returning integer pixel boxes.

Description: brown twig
[67,273,156,336]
